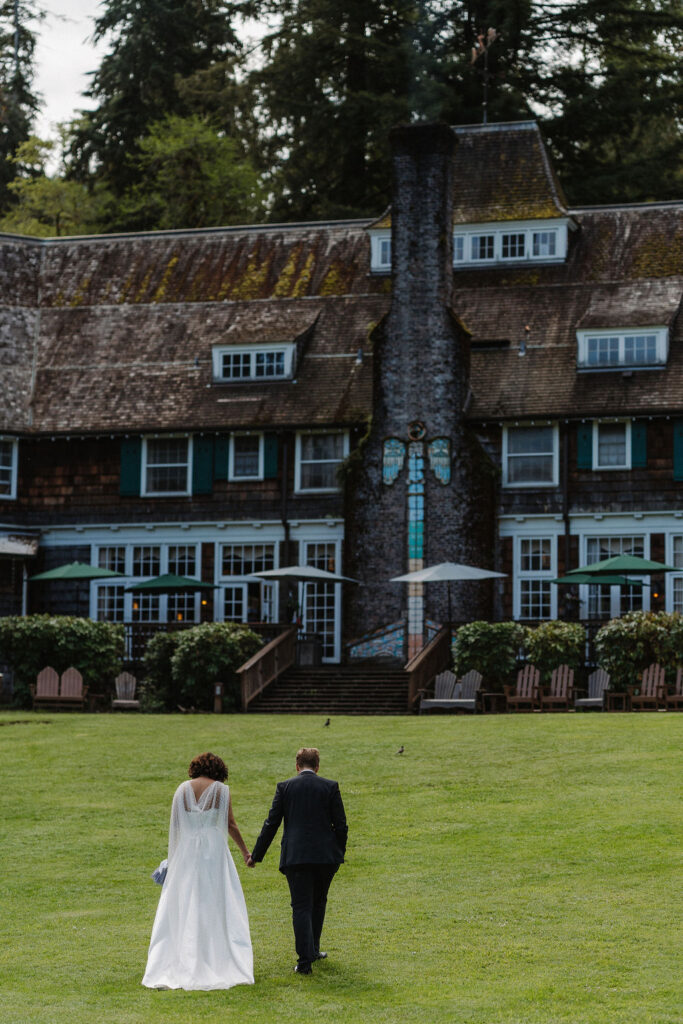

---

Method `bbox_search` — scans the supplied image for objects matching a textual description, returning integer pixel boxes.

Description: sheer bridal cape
[142,779,254,990]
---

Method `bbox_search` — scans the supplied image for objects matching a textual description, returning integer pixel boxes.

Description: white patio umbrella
[249,564,359,630]
[391,561,506,624]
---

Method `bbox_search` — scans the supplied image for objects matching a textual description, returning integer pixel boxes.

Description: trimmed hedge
[595,610,683,691]
[453,620,526,688]
[0,615,124,708]
[524,621,586,684]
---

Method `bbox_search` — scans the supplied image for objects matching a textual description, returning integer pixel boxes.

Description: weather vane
[470,27,498,125]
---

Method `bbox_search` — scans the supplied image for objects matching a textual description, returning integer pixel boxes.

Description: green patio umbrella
[552,573,648,586]
[125,574,218,594]
[29,561,125,581]
[563,555,677,576]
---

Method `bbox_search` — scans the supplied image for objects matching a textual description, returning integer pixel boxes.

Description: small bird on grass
[323,717,331,727]
[396,745,404,755]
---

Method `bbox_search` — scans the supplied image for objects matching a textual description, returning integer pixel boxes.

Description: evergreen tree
[70,0,242,197]
[0,0,42,212]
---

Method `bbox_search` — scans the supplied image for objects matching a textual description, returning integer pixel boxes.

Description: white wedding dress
[142,779,254,990]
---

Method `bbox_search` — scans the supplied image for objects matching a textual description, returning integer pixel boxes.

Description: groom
[248,747,348,975]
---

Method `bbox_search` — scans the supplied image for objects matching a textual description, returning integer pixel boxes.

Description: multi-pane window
[532,230,557,257]
[167,545,196,577]
[230,434,262,479]
[296,432,348,491]
[132,545,161,577]
[97,546,126,574]
[144,438,190,494]
[578,330,666,369]
[369,233,392,270]
[224,586,245,622]
[517,537,554,620]
[168,592,197,623]
[504,425,557,486]
[131,594,160,622]
[672,536,683,613]
[453,235,465,262]
[471,234,495,260]
[595,422,629,469]
[96,585,125,622]
[215,345,293,381]
[585,536,645,619]
[502,233,525,259]
[0,438,17,498]
[304,542,339,659]
[221,543,275,577]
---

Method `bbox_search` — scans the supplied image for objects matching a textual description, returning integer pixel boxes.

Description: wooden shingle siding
[674,420,683,481]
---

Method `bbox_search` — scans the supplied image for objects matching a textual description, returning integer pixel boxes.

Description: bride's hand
[242,850,252,865]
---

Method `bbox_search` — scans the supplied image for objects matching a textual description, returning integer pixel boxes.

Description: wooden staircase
[247,664,410,715]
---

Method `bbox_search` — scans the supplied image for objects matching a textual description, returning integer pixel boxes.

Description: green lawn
[0,711,680,1024]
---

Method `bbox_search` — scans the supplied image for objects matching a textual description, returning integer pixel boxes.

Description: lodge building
[1,120,683,671]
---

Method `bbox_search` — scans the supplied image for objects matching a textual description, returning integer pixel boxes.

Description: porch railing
[123,620,289,668]
[403,625,452,709]
[237,625,298,711]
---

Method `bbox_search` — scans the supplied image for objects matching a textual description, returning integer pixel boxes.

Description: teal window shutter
[577,424,593,470]
[214,435,230,480]
[264,434,278,479]
[192,437,214,495]
[631,420,647,468]
[674,421,683,481]
[120,438,142,496]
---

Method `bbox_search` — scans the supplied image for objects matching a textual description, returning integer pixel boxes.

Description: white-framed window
[582,535,646,619]
[0,436,18,499]
[92,541,200,624]
[218,542,277,624]
[514,536,556,621]
[212,343,295,382]
[229,433,263,481]
[667,534,683,614]
[503,424,558,488]
[452,219,568,268]
[593,421,631,470]
[577,328,668,370]
[142,437,191,496]
[295,430,349,493]
[369,230,392,271]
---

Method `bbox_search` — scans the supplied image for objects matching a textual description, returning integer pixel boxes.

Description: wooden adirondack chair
[665,666,683,710]
[504,664,541,712]
[541,664,575,711]
[112,671,140,710]
[628,663,666,710]
[575,668,610,711]
[58,667,88,709]
[448,670,484,713]
[419,670,457,713]
[30,666,60,709]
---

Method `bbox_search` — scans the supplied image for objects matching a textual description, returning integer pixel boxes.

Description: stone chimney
[345,123,494,654]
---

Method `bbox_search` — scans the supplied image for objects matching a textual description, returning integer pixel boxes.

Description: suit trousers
[285,864,338,966]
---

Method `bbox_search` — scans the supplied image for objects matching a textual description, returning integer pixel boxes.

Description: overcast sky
[34,0,106,138]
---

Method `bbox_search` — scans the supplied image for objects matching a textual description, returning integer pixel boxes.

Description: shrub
[595,611,683,691]
[139,631,184,712]
[524,621,586,684]
[453,620,526,688]
[170,622,262,711]
[0,615,124,708]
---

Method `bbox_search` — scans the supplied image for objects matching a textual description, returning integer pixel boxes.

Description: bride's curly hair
[188,752,228,782]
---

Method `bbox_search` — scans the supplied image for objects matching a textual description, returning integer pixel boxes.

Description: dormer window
[369,230,392,272]
[577,328,668,371]
[453,219,569,267]
[0,437,18,499]
[213,343,295,382]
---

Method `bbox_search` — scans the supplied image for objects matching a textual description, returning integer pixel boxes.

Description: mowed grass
[0,711,681,1024]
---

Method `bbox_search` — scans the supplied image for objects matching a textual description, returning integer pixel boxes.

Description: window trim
[593,420,631,471]
[577,327,668,371]
[229,432,264,482]
[502,423,559,489]
[453,218,569,268]
[513,534,557,621]
[141,435,192,497]
[294,430,350,494]
[0,436,18,500]
[369,230,392,272]
[212,343,295,382]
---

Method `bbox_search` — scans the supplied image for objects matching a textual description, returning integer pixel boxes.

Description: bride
[142,752,254,990]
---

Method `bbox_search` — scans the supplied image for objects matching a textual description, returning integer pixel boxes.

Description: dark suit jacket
[251,770,348,873]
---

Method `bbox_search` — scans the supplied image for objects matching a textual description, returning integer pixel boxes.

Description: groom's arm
[330,782,348,857]
[250,783,285,864]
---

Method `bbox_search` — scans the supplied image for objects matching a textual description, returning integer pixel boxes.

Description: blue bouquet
[151,859,168,885]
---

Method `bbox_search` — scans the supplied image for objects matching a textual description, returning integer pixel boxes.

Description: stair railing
[237,626,298,712]
[404,625,452,709]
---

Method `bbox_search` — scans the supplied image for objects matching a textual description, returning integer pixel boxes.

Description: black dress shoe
[313,951,328,960]
[294,964,312,975]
